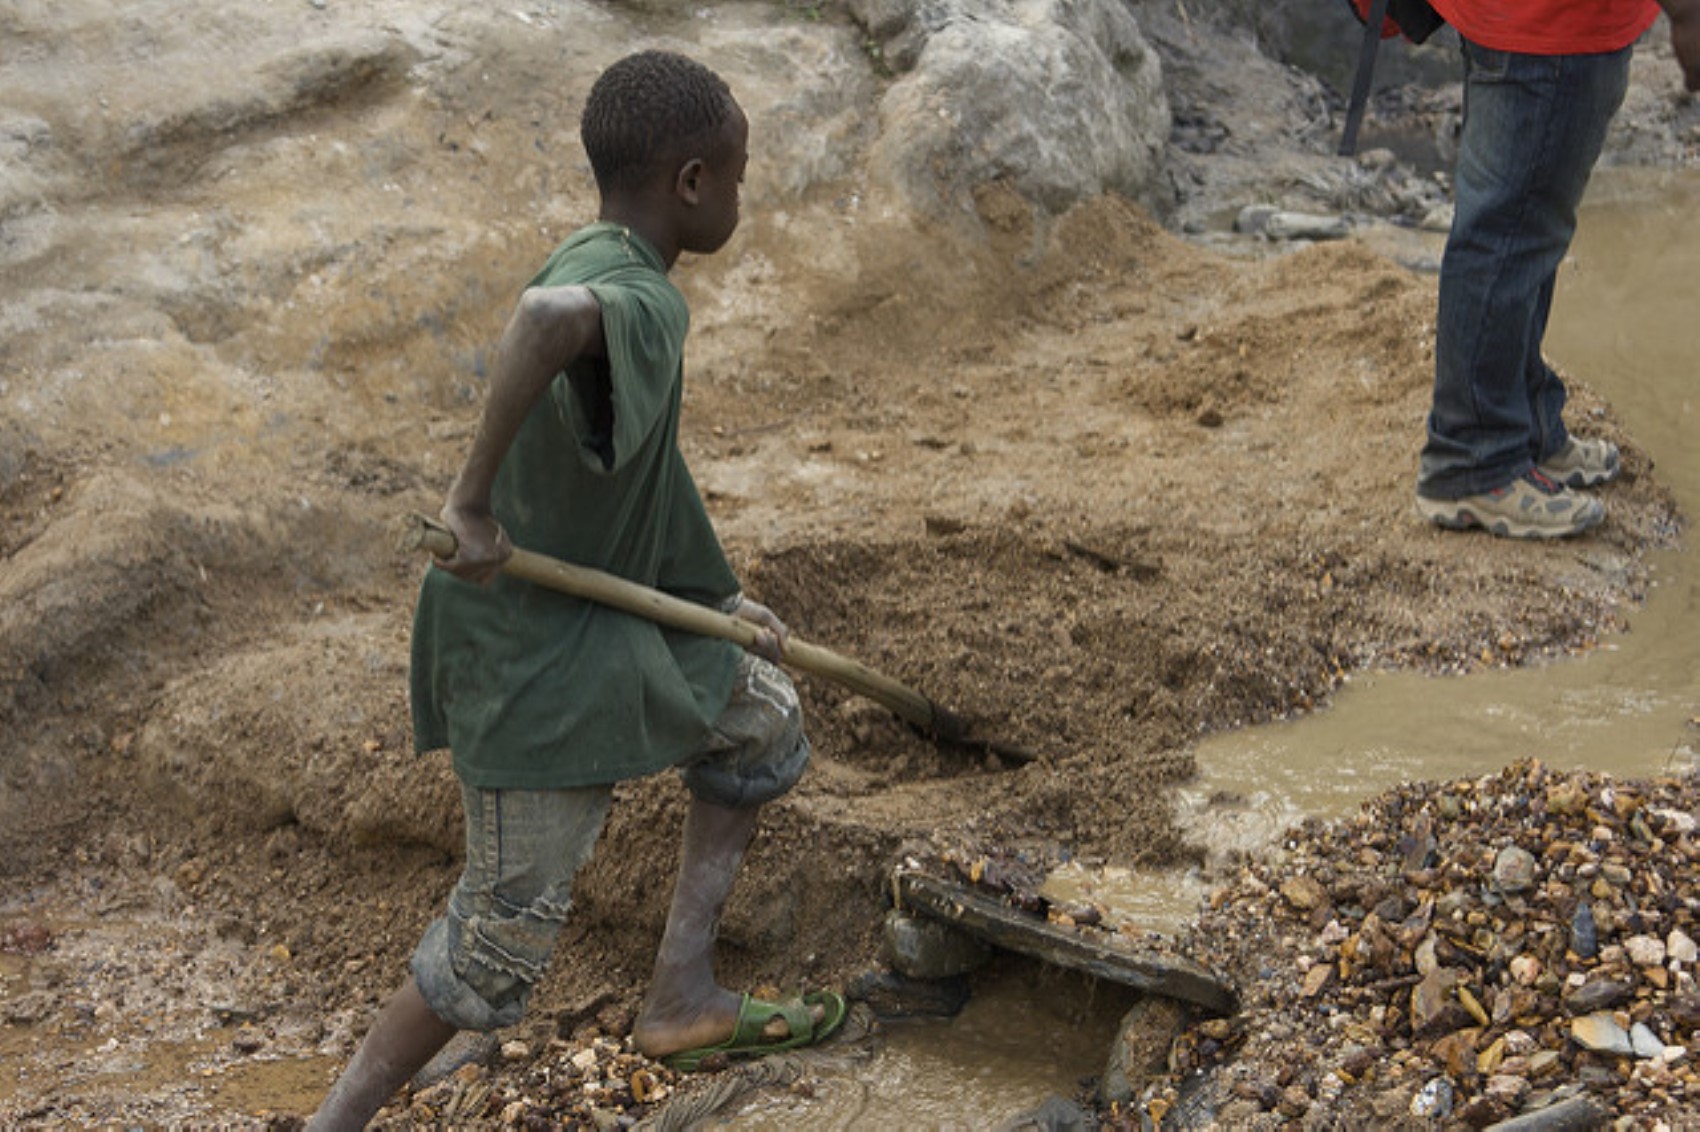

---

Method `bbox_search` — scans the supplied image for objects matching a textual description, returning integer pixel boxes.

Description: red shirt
[1427,0,1659,54]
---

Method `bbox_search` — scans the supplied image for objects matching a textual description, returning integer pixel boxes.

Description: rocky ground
[1157,760,1700,1129]
[2,1,1698,1127]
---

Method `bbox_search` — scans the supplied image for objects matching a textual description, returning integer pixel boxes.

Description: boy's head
[581,51,747,253]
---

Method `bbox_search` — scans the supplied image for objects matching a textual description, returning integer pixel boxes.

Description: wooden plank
[896,871,1238,1016]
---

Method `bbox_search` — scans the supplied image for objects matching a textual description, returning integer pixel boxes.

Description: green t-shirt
[410,223,743,788]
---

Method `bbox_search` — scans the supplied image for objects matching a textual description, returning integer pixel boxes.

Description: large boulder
[851,0,1170,223]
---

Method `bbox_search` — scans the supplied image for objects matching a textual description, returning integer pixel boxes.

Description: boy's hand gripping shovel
[398,513,1037,764]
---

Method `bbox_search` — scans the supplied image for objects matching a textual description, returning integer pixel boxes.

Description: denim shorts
[411,652,809,1031]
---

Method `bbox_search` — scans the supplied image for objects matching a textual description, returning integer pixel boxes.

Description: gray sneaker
[1416,469,1605,539]
[1537,436,1619,488]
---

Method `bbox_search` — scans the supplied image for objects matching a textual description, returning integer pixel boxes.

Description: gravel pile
[1149,758,1700,1129]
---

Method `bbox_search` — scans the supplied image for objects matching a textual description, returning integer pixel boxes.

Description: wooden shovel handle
[397,513,959,738]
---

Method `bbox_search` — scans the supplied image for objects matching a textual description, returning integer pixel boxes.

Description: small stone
[1458,985,1490,1027]
[1199,1018,1234,1041]
[1670,994,1700,1030]
[1504,1030,1538,1057]
[1510,955,1542,986]
[1281,875,1329,912]
[1571,903,1599,959]
[1455,1095,1508,1126]
[1631,1022,1667,1059]
[846,968,969,1019]
[1492,846,1538,894]
[1264,211,1349,242]
[1626,935,1667,967]
[1276,1083,1311,1117]
[1410,1076,1454,1119]
[1418,204,1455,233]
[1477,1035,1506,1075]
[1565,979,1633,1014]
[1415,934,1440,977]
[1356,147,1397,171]
[231,1024,265,1054]
[1100,996,1189,1106]
[1651,807,1697,834]
[1232,1077,1281,1109]
[1234,204,1278,235]
[1411,967,1461,1037]
[1485,1072,1530,1107]
[1430,1030,1480,1078]
[1669,929,1698,965]
[1564,972,1632,1006]
[629,1068,665,1103]
[1571,1012,1635,1056]
[883,911,993,979]
[1547,782,1588,814]
[1339,1047,1376,1080]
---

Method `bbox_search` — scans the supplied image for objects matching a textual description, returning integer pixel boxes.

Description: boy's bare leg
[632,798,821,1057]
[307,975,457,1131]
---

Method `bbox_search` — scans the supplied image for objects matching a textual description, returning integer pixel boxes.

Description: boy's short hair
[581,50,739,196]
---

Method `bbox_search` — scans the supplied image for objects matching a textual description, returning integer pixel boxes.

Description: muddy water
[717,962,1136,1130]
[722,171,1700,1128]
[1184,168,1700,853]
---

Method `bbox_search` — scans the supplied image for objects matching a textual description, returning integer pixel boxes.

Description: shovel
[397,514,1037,764]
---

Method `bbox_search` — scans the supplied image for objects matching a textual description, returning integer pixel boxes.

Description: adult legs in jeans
[1417,40,1631,502]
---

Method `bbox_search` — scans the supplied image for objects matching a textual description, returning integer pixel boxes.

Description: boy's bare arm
[1663,0,1700,89]
[435,286,607,583]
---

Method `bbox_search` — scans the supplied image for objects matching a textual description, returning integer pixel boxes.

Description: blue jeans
[1416,38,1631,500]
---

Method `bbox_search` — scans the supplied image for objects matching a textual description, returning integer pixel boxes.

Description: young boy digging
[308,49,844,1130]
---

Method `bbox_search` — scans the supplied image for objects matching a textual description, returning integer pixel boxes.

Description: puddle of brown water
[0,1020,330,1119]
[1038,860,1205,939]
[716,960,1134,1129]
[1186,167,1700,841]
[0,908,338,1123]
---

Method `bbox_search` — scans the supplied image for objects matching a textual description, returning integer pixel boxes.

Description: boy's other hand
[434,502,513,585]
[731,597,788,663]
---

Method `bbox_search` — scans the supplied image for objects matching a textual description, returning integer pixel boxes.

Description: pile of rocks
[378,1034,676,1130]
[1153,758,1700,1128]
